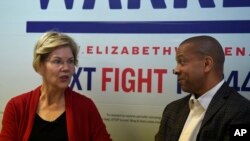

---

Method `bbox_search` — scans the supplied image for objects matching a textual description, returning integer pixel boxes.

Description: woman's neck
[40,84,65,106]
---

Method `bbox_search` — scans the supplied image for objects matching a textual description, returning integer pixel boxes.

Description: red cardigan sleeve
[0,99,19,141]
[0,88,39,141]
[88,100,112,141]
[65,88,112,141]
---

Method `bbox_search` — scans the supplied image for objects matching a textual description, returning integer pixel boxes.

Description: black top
[29,112,68,141]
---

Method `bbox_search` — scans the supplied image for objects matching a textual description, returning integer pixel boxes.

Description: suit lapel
[179,99,190,125]
[200,83,230,128]
[174,95,191,137]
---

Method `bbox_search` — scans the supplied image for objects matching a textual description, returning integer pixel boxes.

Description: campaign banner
[0,0,250,140]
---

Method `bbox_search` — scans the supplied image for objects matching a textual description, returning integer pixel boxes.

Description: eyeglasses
[47,59,75,67]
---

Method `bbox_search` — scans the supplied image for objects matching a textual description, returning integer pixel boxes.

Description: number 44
[226,71,250,92]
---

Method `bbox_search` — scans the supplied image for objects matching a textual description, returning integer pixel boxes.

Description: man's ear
[204,56,214,73]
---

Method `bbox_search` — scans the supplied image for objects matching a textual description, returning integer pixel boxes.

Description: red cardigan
[0,86,112,141]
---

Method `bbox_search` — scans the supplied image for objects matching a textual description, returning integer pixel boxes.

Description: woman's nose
[61,62,71,71]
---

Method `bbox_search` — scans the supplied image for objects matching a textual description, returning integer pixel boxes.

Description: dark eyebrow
[176,54,184,60]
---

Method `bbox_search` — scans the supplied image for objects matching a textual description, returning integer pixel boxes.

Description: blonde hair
[33,31,79,72]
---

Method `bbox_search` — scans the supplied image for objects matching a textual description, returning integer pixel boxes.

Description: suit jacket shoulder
[155,95,191,141]
[198,83,250,141]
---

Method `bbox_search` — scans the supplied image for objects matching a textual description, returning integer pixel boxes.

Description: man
[155,36,250,141]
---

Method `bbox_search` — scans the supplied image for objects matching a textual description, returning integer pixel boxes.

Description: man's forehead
[177,43,193,54]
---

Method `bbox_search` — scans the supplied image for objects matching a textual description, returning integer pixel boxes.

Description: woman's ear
[36,63,45,75]
[204,56,214,73]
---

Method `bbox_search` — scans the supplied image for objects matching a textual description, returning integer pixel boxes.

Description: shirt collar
[190,80,224,110]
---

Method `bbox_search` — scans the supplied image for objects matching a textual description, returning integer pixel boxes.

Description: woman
[0,31,112,141]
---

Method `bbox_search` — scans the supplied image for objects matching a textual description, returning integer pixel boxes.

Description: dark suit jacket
[155,83,250,141]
